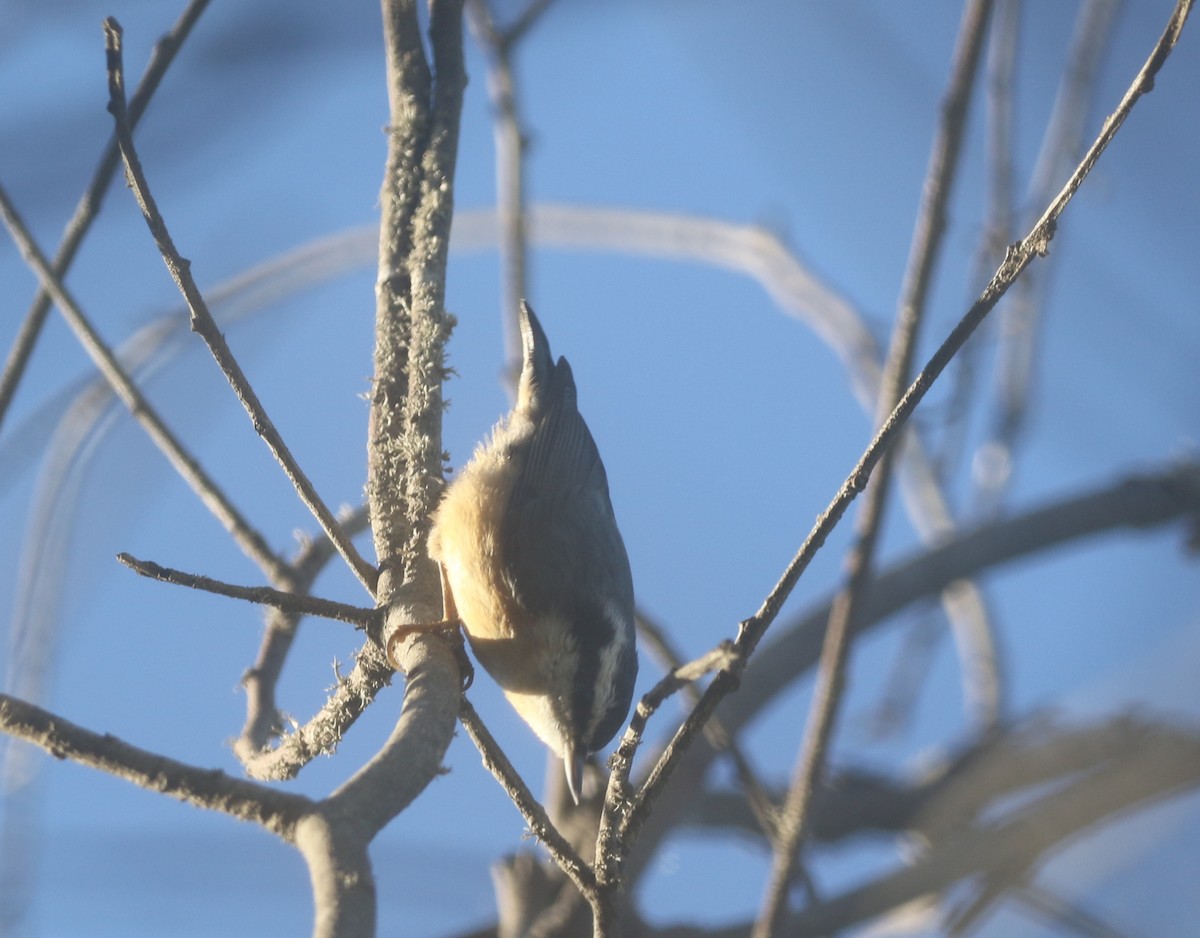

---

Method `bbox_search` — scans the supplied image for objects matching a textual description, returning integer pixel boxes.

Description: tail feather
[518,301,555,410]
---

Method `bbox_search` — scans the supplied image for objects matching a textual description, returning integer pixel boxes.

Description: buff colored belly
[429,458,517,644]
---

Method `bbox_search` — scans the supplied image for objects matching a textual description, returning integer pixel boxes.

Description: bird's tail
[518,300,555,410]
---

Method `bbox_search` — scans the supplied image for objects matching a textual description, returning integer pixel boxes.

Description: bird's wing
[519,357,608,498]
[502,356,632,618]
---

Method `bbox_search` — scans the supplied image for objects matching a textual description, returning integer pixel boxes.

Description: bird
[428,301,637,804]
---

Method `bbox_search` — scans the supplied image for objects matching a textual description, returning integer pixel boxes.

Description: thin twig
[467,0,548,379]
[737,464,1200,744]
[935,0,1019,489]
[238,505,372,760]
[103,19,379,599]
[0,184,286,582]
[0,693,312,839]
[625,461,1200,883]
[0,0,211,438]
[595,644,741,895]
[754,4,994,934]
[975,0,1123,517]
[635,611,780,844]
[617,0,1193,871]
[116,553,380,629]
[907,0,1117,735]
[459,698,598,897]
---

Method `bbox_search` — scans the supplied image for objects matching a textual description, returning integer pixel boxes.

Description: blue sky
[1,2,1197,935]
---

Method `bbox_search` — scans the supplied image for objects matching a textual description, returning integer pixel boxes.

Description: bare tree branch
[103,19,379,598]
[756,3,995,932]
[783,717,1200,937]
[635,610,779,845]
[975,0,1123,516]
[240,642,396,782]
[116,552,380,629]
[0,183,286,582]
[0,693,311,838]
[459,698,597,897]
[595,644,744,930]
[617,3,1193,894]
[278,2,470,933]
[0,0,211,437]
[628,461,1200,880]
[238,505,372,760]
[369,0,463,599]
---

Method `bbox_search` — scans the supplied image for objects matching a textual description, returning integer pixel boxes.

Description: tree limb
[0,693,311,839]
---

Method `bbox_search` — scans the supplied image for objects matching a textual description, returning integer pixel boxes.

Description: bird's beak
[564,743,586,806]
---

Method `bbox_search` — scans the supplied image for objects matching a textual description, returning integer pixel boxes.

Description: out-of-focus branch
[0,183,286,582]
[104,19,379,598]
[935,0,1019,489]
[465,0,559,380]
[755,4,995,933]
[0,0,211,437]
[628,461,1200,880]
[467,0,536,376]
[620,0,1193,887]
[975,0,1123,516]
[498,0,558,50]
[619,715,1200,938]
[1011,881,1135,938]
[783,716,1200,937]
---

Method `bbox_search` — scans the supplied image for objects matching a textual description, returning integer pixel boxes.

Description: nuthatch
[429,302,637,804]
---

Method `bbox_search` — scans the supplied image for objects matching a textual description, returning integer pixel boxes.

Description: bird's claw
[386,618,474,692]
